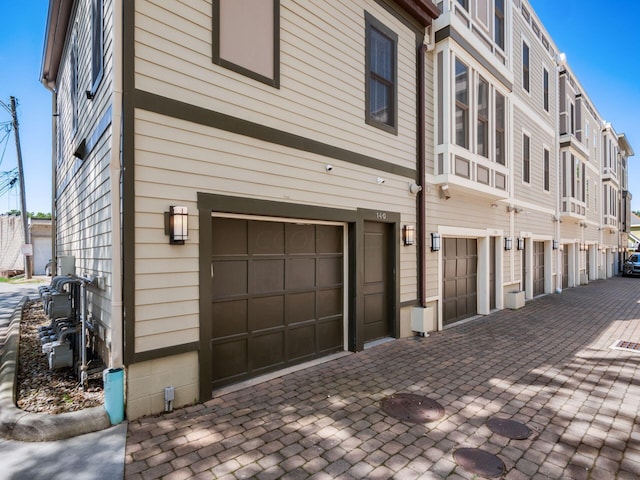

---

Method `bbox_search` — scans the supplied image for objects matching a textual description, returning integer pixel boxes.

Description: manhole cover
[486,417,531,439]
[381,393,444,423]
[453,448,505,478]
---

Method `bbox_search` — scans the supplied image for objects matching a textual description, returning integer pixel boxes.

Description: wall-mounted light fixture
[517,237,525,250]
[504,237,513,251]
[439,184,451,199]
[403,225,416,246]
[431,233,441,252]
[580,243,588,252]
[376,177,386,184]
[165,206,188,245]
[552,239,559,250]
[409,183,422,194]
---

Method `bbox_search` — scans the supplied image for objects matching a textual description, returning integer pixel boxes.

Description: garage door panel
[212,299,247,337]
[250,221,284,254]
[444,259,456,278]
[316,225,343,254]
[286,292,316,325]
[444,279,457,299]
[318,318,342,351]
[249,296,284,331]
[252,259,284,294]
[286,224,315,254]
[251,332,284,370]
[318,257,342,287]
[212,218,247,255]
[213,261,247,298]
[318,288,342,318]
[288,324,316,360]
[212,339,247,380]
[286,258,316,289]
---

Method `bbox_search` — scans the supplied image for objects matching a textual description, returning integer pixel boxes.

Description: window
[495,92,505,165]
[570,102,575,134]
[455,59,469,148]
[522,41,530,92]
[543,149,550,191]
[457,0,469,11]
[523,134,530,183]
[494,0,505,49]
[213,0,280,88]
[90,0,104,93]
[71,32,78,133]
[365,13,397,133]
[477,78,489,157]
[543,68,549,112]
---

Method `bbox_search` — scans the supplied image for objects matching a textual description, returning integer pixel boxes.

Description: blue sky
[0,1,638,214]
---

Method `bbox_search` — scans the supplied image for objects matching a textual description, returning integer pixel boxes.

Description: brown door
[210,218,344,388]
[443,238,477,326]
[586,246,590,280]
[533,241,545,296]
[363,221,392,342]
[562,248,569,289]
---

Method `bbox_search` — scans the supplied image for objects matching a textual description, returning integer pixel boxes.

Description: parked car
[623,254,640,277]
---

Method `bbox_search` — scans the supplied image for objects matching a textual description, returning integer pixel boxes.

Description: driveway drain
[381,393,444,423]
[610,340,640,353]
[453,448,505,478]
[486,417,531,439]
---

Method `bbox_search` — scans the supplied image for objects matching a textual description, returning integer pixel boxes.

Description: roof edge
[41,0,74,90]
[393,0,441,27]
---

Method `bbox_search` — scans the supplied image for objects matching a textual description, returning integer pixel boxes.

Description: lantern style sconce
[517,237,525,250]
[552,239,559,250]
[165,206,188,245]
[580,243,587,252]
[431,233,441,252]
[504,237,513,251]
[403,225,416,246]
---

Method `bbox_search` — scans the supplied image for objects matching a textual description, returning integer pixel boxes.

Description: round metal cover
[453,448,506,478]
[381,393,445,423]
[486,417,531,440]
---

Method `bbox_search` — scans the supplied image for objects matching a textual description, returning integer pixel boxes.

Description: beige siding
[135,0,418,170]
[133,109,419,352]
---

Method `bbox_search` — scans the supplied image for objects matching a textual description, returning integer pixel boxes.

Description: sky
[0,1,638,214]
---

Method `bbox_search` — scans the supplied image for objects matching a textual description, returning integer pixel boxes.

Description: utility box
[48,342,73,369]
[505,291,525,310]
[58,256,75,276]
[411,306,435,335]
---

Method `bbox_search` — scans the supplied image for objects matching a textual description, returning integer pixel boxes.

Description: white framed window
[455,59,470,148]
[495,91,506,165]
[543,68,549,112]
[522,41,530,92]
[522,132,530,184]
[477,77,489,157]
[494,0,505,50]
[543,148,550,191]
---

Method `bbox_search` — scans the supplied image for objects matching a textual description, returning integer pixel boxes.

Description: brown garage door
[562,247,569,289]
[533,241,545,296]
[363,221,392,342]
[210,218,344,388]
[443,238,477,326]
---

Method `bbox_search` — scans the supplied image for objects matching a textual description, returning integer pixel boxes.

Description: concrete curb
[0,296,111,441]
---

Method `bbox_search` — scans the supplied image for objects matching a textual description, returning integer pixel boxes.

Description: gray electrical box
[58,256,75,276]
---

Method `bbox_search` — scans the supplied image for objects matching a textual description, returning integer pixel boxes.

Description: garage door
[443,238,477,326]
[533,241,545,296]
[210,218,344,388]
[562,248,569,289]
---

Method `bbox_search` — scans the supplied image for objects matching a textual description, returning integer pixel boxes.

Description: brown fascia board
[41,0,73,90]
[393,0,441,27]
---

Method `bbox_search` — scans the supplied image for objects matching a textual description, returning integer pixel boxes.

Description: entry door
[443,238,478,326]
[562,248,569,289]
[533,241,545,296]
[490,237,496,310]
[363,221,392,342]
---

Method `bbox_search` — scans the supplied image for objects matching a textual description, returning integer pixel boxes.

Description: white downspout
[109,0,124,369]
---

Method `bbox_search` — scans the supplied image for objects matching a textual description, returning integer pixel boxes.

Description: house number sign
[376,212,387,220]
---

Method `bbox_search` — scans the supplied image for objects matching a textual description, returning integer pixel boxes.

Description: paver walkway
[125,277,640,479]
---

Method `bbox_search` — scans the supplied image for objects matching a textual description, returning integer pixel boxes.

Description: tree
[3,210,51,219]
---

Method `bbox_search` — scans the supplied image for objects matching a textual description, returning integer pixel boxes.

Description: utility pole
[8,97,31,279]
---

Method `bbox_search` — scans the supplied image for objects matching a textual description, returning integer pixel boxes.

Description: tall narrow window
[523,134,530,183]
[90,0,104,93]
[213,0,280,87]
[522,41,530,92]
[457,0,469,11]
[365,13,397,133]
[543,149,550,191]
[71,33,78,133]
[543,68,549,112]
[570,102,575,134]
[494,0,505,49]
[495,92,505,165]
[455,59,469,148]
[477,78,489,157]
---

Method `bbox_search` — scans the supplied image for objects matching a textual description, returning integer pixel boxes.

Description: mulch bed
[16,300,104,414]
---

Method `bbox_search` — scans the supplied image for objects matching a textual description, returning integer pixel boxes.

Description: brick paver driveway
[125,277,640,479]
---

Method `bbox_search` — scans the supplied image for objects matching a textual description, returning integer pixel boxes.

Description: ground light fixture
[431,232,441,252]
[166,206,188,245]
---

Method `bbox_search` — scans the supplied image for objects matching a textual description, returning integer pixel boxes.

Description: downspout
[109,0,124,369]
[50,93,58,277]
[417,42,427,307]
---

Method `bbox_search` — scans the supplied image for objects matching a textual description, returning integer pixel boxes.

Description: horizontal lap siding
[135,0,418,170]
[134,110,419,351]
